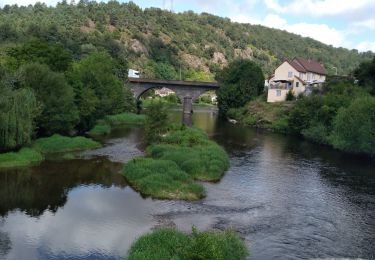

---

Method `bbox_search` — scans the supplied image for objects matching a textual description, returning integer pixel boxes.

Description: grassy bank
[227,100,293,133]
[127,228,248,260]
[123,126,230,199]
[0,148,44,168]
[124,158,205,200]
[33,134,101,154]
[89,113,146,136]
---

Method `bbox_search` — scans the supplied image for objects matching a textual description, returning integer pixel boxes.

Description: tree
[354,57,375,95]
[330,96,375,155]
[144,101,168,144]
[0,85,38,150]
[7,38,73,72]
[20,63,79,135]
[216,59,265,116]
[67,52,132,131]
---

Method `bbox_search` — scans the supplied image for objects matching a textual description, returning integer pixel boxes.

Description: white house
[267,57,326,102]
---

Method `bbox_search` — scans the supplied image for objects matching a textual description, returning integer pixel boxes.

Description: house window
[288,71,293,78]
[276,90,281,96]
[295,82,299,88]
[307,73,311,80]
[312,74,315,80]
[299,72,303,78]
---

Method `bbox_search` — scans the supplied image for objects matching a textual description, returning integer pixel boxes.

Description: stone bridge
[128,78,220,126]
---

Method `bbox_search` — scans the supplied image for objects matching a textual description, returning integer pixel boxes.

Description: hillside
[0,1,373,80]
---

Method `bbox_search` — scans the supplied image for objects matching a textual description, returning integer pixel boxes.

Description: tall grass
[123,158,205,200]
[148,127,230,181]
[32,134,101,153]
[0,148,44,168]
[127,228,248,260]
[104,113,146,126]
[88,113,146,136]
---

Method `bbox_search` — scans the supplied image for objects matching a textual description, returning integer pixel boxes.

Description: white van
[128,69,140,78]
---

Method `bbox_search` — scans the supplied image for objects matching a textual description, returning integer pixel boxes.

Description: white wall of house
[292,78,305,96]
[267,89,289,102]
[274,62,299,81]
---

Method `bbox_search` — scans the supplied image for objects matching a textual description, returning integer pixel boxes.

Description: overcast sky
[1,0,374,52]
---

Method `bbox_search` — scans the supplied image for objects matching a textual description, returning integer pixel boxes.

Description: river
[0,108,374,260]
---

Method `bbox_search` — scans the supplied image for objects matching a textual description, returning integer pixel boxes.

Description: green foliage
[67,52,129,131]
[0,148,43,168]
[185,228,249,260]
[144,101,169,144]
[354,57,375,95]
[104,113,146,126]
[6,38,73,72]
[285,89,295,101]
[32,134,101,154]
[127,228,190,260]
[127,228,248,260]
[123,158,205,200]
[20,63,79,135]
[88,120,111,136]
[0,86,38,150]
[330,97,375,155]
[217,59,265,116]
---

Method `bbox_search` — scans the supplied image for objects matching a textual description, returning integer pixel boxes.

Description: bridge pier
[182,97,193,126]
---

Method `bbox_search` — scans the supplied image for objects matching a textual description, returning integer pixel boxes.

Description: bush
[285,89,294,101]
[32,134,101,154]
[127,228,248,260]
[330,97,375,155]
[0,148,44,168]
[123,158,205,200]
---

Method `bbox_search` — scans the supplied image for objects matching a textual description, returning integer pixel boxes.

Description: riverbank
[123,126,230,200]
[227,92,375,157]
[0,112,145,168]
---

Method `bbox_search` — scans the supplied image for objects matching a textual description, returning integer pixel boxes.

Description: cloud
[264,0,374,18]
[231,13,345,47]
[353,19,375,30]
[356,41,375,52]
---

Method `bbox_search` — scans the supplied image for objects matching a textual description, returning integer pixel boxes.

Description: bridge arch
[128,78,220,126]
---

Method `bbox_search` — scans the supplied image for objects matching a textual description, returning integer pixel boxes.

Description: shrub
[285,89,294,101]
[32,134,101,154]
[0,148,44,168]
[330,97,375,155]
[144,101,169,144]
[123,158,205,200]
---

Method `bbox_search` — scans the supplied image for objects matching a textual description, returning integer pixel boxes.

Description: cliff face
[0,1,373,79]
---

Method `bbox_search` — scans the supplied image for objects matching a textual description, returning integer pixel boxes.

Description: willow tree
[0,86,38,151]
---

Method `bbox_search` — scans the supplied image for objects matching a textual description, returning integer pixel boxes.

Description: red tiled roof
[292,57,326,75]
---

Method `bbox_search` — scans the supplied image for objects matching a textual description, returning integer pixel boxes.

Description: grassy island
[0,148,44,168]
[32,134,101,154]
[123,125,229,200]
[127,228,248,260]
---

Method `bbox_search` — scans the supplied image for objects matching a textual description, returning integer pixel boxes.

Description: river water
[0,109,374,260]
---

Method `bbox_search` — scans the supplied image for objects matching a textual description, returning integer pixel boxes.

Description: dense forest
[0,1,373,79]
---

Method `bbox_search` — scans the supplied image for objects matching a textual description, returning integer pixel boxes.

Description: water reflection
[0,108,374,259]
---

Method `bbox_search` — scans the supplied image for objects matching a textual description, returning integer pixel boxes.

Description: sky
[1,0,375,52]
